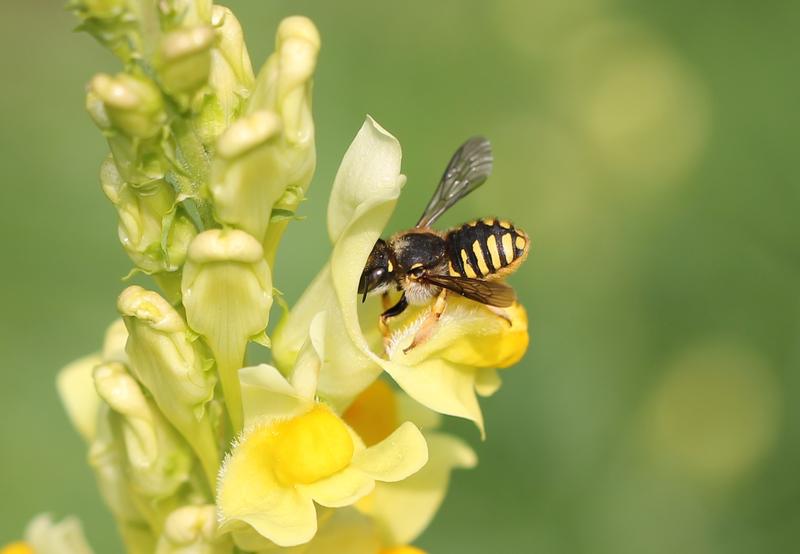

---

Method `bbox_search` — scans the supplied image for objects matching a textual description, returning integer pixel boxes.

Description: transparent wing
[421,273,515,307]
[416,137,493,228]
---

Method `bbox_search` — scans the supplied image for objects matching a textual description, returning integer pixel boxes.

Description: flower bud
[93,362,192,498]
[181,230,272,431]
[21,514,94,554]
[117,285,219,485]
[57,354,102,444]
[190,6,255,146]
[157,26,216,98]
[88,404,156,554]
[100,156,196,274]
[210,17,319,255]
[156,505,232,554]
[211,6,254,90]
[88,73,166,139]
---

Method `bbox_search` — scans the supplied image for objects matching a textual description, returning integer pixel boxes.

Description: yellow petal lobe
[272,405,354,485]
[440,302,529,368]
[343,380,398,447]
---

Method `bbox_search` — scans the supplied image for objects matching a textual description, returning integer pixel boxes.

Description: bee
[358,136,529,352]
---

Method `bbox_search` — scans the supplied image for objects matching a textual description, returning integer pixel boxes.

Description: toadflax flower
[273,116,529,435]
[50,2,530,551]
[216,364,428,547]
[343,380,477,546]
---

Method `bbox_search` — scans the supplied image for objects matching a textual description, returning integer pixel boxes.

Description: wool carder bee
[358,137,530,352]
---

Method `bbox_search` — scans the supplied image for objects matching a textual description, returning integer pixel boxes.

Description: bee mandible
[357,137,529,352]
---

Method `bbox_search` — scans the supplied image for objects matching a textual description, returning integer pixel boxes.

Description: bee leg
[485,305,512,325]
[403,290,448,354]
[379,293,408,350]
[381,291,392,311]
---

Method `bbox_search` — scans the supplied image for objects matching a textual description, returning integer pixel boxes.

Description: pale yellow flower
[273,116,529,435]
[216,364,428,547]
[344,380,477,545]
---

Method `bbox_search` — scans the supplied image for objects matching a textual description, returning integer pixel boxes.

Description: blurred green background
[1,1,799,552]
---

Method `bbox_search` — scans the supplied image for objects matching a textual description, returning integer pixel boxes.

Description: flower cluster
[4,2,529,553]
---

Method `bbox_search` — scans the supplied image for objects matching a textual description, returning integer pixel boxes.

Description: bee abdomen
[446,218,529,279]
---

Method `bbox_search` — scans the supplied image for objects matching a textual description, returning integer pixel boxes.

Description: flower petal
[57,354,102,443]
[230,490,317,548]
[351,422,428,483]
[327,115,405,243]
[365,432,476,545]
[298,467,375,508]
[239,364,309,425]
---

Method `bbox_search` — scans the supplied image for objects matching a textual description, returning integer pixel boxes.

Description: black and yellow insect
[358,137,530,351]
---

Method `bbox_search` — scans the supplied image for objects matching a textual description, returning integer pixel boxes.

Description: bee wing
[416,137,493,228]
[421,273,516,307]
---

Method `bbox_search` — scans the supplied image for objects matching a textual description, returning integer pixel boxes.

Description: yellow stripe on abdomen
[460,249,477,278]
[501,232,514,264]
[472,240,490,276]
[487,235,502,269]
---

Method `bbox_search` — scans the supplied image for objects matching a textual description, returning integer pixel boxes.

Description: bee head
[358,239,395,302]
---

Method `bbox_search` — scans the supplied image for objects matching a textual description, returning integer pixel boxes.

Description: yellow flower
[273,116,529,435]
[345,380,477,545]
[228,508,427,554]
[216,365,428,547]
